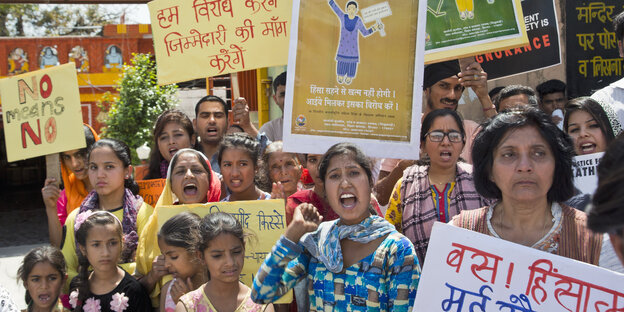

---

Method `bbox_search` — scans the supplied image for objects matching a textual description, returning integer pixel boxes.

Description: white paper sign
[572,152,603,195]
[413,222,624,311]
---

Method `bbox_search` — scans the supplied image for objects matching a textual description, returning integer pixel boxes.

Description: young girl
[60,139,154,295]
[564,97,622,156]
[145,110,196,180]
[135,149,221,307]
[18,246,68,312]
[252,143,420,311]
[158,212,206,312]
[42,124,98,248]
[176,212,273,312]
[260,142,302,201]
[218,133,270,201]
[70,211,151,311]
[564,97,623,209]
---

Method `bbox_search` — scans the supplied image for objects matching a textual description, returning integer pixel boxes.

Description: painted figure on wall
[328,0,382,85]
[69,46,90,72]
[104,45,123,71]
[8,48,29,74]
[39,46,59,69]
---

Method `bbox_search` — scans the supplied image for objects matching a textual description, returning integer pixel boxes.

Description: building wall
[0,24,155,133]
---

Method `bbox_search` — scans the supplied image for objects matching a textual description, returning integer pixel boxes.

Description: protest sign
[148,0,292,85]
[137,179,167,207]
[283,0,426,159]
[0,63,85,162]
[573,152,603,196]
[476,0,561,80]
[413,222,624,311]
[424,0,528,63]
[566,1,623,97]
[157,200,286,288]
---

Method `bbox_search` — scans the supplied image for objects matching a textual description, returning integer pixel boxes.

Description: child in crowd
[158,212,206,311]
[145,110,196,180]
[218,133,271,201]
[176,212,273,312]
[259,142,302,201]
[135,149,221,307]
[60,139,154,296]
[41,124,98,247]
[69,211,151,311]
[18,246,68,312]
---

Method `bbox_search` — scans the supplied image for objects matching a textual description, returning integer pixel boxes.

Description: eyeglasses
[425,130,463,143]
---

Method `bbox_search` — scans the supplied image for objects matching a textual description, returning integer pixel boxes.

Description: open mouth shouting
[168,147,179,157]
[578,142,597,154]
[439,150,453,162]
[340,192,357,209]
[183,182,198,196]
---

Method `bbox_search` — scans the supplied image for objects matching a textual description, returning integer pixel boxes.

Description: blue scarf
[300,215,394,273]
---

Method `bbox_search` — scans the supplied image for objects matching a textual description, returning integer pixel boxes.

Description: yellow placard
[157,200,288,292]
[137,179,167,207]
[424,0,529,64]
[149,0,292,85]
[0,63,85,162]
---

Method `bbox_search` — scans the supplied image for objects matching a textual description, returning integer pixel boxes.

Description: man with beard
[194,95,229,173]
[374,59,495,206]
[422,59,496,162]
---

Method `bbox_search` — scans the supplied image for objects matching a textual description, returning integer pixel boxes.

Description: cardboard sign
[477,0,561,80]
[424,0,528,63]
[566,1,623,97]
[413,222,624,311]
[283,0,426,159]
[137,179,167,207]
[148,0,292,85]
[0,63,85,162]
[157,200,286,288]
[572,152,603,195]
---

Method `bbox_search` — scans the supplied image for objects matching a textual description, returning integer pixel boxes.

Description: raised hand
[285,203,323,243]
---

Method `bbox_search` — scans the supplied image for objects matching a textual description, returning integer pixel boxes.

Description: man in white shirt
[259,71,286,141]
[592,11,624,126]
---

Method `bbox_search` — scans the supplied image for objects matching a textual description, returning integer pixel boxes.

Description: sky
[101,4,151,24]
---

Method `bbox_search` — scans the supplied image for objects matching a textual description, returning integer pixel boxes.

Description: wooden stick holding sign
[361,1,392,37]
[45,154,61,188]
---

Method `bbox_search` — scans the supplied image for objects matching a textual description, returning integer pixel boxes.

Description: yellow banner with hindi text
[149,0,292,85]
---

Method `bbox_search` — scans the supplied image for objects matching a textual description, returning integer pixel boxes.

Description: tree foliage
[100,53,178,163]
[0,4,119,37]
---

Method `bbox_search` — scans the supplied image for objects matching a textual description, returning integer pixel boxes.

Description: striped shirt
[431,183,456,223]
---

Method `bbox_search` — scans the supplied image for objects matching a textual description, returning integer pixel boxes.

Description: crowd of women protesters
[2,81,624,311]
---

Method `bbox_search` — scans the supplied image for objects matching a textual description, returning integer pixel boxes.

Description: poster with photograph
[283,0,426,159]
[424,0,528,63]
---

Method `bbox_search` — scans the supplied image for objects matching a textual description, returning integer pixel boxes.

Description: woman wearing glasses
[385,109,493,264]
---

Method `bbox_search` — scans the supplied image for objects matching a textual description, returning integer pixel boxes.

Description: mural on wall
[8,48,29,74]
[69,46,90,72]
[39,46,59,69]
[104,45,123,71]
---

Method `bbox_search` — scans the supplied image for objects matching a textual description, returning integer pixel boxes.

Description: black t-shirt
[70,270,152,311]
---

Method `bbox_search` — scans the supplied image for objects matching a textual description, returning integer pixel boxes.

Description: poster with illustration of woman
[283,0,426,159]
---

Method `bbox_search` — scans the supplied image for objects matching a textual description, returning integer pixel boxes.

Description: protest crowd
[4,1,624,312]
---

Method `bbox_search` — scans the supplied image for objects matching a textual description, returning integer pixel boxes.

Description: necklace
[497,205,554,247]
